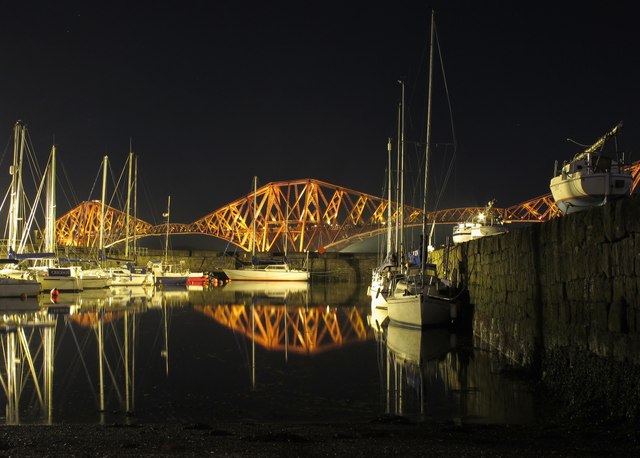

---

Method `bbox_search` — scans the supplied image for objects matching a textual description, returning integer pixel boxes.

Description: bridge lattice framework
[55,165,640,253]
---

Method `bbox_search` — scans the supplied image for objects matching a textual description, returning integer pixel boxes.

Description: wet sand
[1,416,638,457]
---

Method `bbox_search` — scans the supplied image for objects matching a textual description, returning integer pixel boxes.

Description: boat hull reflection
[384,321,536,424]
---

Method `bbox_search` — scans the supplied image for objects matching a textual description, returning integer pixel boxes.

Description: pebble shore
[1,416,638,457]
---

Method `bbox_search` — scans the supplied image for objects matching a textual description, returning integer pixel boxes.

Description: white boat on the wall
[452,199,508,244]
[550,122,632,215]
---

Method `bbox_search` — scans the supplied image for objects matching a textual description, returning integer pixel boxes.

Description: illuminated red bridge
[56,165,640,253]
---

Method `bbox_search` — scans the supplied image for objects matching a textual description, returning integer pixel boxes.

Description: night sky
[2,1,639,231]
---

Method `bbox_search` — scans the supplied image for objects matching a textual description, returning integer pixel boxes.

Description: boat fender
[50,288,60,303]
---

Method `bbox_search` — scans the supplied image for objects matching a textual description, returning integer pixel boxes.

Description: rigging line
[140,172,161,226]
[406,32,430,139]
[19,154,50,253]
[101,338,123,402]
[0,131,11,167]
[109,156,128,210]
[107,319,126,363]
[85,161,104,202]
[108,158,127,211]
[66,320,99,404]
[0,187,10,237]
[106,159,120,209]
[434,24,458,154]
[427,21,458,239]
[58,160,81,210]
[23,129,44,183]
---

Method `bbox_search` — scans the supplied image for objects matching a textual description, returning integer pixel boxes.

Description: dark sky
[1,1,639,227]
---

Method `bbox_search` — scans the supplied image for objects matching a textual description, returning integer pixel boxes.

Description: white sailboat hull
[550,171,632,214]
[386,292,455,328]
[81,269,112,289]
[39,275,83,292]
[0,277,41,297]
[223,264,309,281]
[110,270,154,287]
[81,277,111,289]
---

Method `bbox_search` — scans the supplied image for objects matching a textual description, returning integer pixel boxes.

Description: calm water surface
[0,282,544,425]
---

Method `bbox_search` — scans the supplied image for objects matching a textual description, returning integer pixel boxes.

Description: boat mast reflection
[379,318,537,424]
[66,287,151,420]
[0,300,56,424]
[385,322,455,417]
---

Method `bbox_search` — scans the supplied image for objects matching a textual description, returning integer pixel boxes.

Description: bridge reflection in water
[0,285,545,425]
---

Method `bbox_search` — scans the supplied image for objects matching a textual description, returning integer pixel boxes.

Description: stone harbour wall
[431,193,640,419]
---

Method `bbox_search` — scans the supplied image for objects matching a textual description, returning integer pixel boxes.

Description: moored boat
[110,264,154,287]
[550,121,632,214]
[385,10,459,329]
[31,265,84,292]
[452,199,508,244]
[0,273,41,298]
[386,267,458,328]
[223,260,310,282]
[80,266,112,289]
[186,272,210,286]
[151,260,189,286]
[223,176,310,282]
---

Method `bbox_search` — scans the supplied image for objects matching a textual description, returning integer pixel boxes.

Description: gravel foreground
[1,417,639,457]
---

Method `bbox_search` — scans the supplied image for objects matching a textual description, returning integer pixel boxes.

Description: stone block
[608,299,627,333]
[590,300,609,331]
[623,194,640,234]
[612,275,637,306]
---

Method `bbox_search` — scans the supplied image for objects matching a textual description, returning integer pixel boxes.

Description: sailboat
[370,85,406,303]
[386,9,459,328]
[80,156,112,288]
[150,195,190,286]
[9,140,83,292]
[223,176,310,282]
[0,122,41,298]
[550,121,632,214]
[109,150,154,287]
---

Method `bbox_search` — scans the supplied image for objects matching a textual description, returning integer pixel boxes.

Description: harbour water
[0,282,548,426]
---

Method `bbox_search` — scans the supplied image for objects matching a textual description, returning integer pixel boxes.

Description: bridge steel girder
[55,200,154,249]
[186,178,412,253]
[55,164,640,253]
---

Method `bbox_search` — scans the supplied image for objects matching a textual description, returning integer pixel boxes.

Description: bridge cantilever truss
[56,165,640,253]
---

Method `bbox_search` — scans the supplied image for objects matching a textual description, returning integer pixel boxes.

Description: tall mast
[133,154,138,261]
[164,195,171,266]
[252,176,257,257]
[394,101,401,258]
[8,121,26,255]
[386,137,393,256]
[421,9,435,275]
[99,155,108,262]
[125,142,133,258]
[45,143,57,257]
[399,79,405,264]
